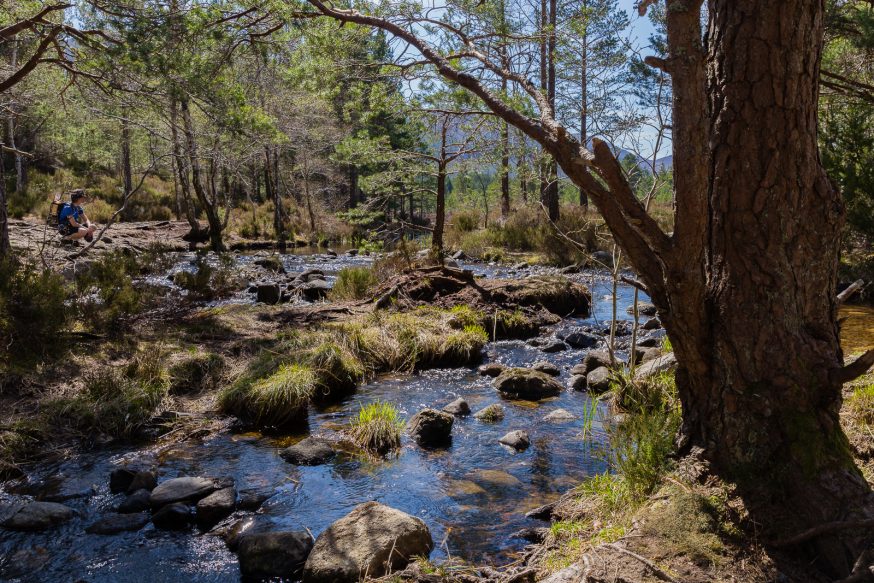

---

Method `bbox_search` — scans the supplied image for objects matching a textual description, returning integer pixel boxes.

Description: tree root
[769,519,874,548]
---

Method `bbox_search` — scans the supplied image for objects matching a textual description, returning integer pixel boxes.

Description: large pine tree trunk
[666,1,869,574]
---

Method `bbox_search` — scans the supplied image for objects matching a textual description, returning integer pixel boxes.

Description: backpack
[47,199,67,227]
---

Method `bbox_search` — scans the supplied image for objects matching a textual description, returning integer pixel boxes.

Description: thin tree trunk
[180,98,223,251]
[120,110,133,220]
[302,154,316,233]
[544,0,559,221]
[170,97,200,234]
[0,144,9,257]
[433,164,446,254]
[578,0,589,210]
[499,0,510,219]
[8,37,24,195]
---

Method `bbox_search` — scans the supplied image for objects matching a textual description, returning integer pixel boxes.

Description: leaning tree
[300,0,874,575]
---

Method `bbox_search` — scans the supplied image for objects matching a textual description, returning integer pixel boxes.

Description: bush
[331,267,377,300]
[451,209,481,233]
[0,258,68,360]
[347,401,404,455]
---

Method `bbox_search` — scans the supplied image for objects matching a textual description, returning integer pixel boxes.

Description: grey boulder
[149,476,220,509]
[280,437,336,466]
[586,366,613,394]
[86,513,149,535]
[531,361,560,376]
[442,397,471,416]
[303,502,433,583]
[196,486,237,528]
[1,501,74,531]
[499,430,531,451]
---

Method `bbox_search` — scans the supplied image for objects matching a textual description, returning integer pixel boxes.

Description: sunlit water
[0,257,649,582]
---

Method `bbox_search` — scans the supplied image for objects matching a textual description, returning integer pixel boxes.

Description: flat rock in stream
[303,501,433,583]
[280,437,336,466]
[127,470,158,493]
[494,368,563,401]
[238,531,314,579]
[541,339,568,353]
[558,328,601,349]
[149,476,221,509]
[86,513,150,535]
[544,408,577,422]
[1,501,75,531]
[582,350,612,374]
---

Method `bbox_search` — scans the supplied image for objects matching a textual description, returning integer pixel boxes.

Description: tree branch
[830,350,874,385]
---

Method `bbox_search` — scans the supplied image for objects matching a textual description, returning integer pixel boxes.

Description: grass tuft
[347,401,405,455]
[330,267,377,300]
[219,363,316,429]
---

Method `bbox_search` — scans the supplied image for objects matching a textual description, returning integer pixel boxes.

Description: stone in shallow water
[478,362,506,377]
[237,488,273,511]
[473,403,505,422]
[280,437,336,466]
[127,470,157,493]
[149,476,220,509]
[197,486,237,528]
[117,489,152,514]
[531,361,560,376]
[303,501,433,583]
[407,408,453,447]
[86,513,149,535]
[466,469,522,489]
[499,430,531,451]
[541,339,567,353]
[544,408,576,422]
[1,501,74,531]
[152,502,192,530]
[493,368,563,400]
[568,375,587,392]
[586,366,612,394]
[582,350,612,374]
[238,531,314,579]
[442,397,470,416]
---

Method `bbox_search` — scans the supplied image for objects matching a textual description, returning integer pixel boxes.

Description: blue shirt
[59,204,84,227]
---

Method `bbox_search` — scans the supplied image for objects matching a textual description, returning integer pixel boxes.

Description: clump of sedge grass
[848,382,874,426]
[330,267,377,300]
[168,350,226,395]
[219,363,316,429]
[347,401,405,455]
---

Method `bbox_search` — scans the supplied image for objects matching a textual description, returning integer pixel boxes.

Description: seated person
[59,190,96,242]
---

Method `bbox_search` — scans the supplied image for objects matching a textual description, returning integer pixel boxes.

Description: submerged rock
[149,476,221,509]
[499,430,531,451]
[303,502,433,583]
[531,361,560,376]
[1,501,74,531]
[494,368,563,401]
[443,397,471,416]
[586,366,613,394]
[238,531,314,579]
[196,486,237,528]
[408,409,454,447]
[544,408,576,422]
[237,488,274,511]
[86,513,149,535]
[280,437,336,466]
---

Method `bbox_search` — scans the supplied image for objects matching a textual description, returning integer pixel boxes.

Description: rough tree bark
[304,0,874,576]
[578,0,588,210]
[0,145,8,257]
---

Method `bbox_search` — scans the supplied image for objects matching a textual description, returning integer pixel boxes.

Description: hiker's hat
[70,189,87,202]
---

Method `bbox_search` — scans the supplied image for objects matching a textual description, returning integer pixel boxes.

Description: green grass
[848,382,874,425]
[330,267,377,300]
[219,363,316,429]
[347,401,405,455]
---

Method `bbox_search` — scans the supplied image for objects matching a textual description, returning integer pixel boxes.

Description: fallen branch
[838,279,865,305]
[603,543,679,583]
[769,518,874,548]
